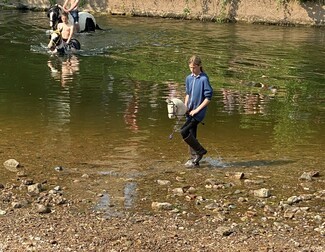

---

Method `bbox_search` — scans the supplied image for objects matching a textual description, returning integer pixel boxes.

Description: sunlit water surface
[0,10,324,216]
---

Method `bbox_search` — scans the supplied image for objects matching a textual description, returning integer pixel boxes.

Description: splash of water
[203,156,228,168]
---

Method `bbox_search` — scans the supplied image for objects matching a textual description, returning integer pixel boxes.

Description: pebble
[216,226,233,236]
[11,202,23,209]
[81,174,89,178]
[35,204,51,214]
[151,202,173,211]
[253,188,271,198]
[171,188,184,196]
[245,179,265,185]
[157,179,171,186]
[28,183,42,194]
[287,196,302,205]
[54,166,63,171]
[53,186,61,191]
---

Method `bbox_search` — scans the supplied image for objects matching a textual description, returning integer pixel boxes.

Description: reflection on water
[124,182,137,209]
[0,11,324,214]
[94,181,137,218]
[121,81,140,133]
[47,55,80,87]
[221,88,276,115]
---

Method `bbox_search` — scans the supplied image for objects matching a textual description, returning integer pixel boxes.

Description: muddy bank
[1,0,324,26]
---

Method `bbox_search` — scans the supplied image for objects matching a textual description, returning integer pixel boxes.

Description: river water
[0,10,324,215]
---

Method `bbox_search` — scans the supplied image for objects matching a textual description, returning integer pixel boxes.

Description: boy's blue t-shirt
[185,72,213,122]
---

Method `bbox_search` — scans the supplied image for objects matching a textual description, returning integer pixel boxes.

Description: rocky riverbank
[0,0,324,26]
[1,158,324,251]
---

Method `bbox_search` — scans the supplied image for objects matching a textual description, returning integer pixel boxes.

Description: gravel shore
[1,159,324,251]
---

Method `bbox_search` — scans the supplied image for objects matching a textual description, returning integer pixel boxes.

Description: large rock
[3,159,20,172]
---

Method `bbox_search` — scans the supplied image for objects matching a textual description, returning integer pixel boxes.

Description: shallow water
[0,10,324,215]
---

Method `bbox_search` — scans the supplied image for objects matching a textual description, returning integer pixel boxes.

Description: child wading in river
[180,55,213,168]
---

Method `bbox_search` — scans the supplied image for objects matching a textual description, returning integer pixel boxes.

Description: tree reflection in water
[221,87,276,115]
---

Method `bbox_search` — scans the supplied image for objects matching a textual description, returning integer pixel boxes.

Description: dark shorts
[70,10,79,23]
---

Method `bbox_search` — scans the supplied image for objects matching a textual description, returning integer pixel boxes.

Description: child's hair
[188,55,203,72]
[62,12,68,18]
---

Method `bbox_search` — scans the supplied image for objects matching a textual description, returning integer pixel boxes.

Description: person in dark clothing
[181,55,213,168]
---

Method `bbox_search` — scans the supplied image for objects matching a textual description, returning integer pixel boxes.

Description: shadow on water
[225,159,295,168]
[200,157,294,168]
[94,181,137,218]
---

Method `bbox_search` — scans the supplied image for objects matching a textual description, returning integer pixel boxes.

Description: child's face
[62,15,68,22]
[189,64,201,76]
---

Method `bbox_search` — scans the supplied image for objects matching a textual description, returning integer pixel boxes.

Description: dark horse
[47,5,100,32]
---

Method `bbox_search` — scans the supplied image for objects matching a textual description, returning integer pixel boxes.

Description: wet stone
[253,188,271,198]
[53,186,61,191]
[11,202,23,209]
[238,197,248,203]
[175,176,185,182]
[35,204,51,214]
[264,205,275,214]
[286,196,302,205]
[300,194,314,201]
[3,159,21,172]
[157,179,171,186]
[27,183,42,194]
[171,188,184,196]
[226,172,245,180]
[54,166,63,171]
[299,171,320,181]
[205,178,222,186]
[22,179,34,185]
[81,173,89,178]
[187,186,196,193]
[16,171,27,177]
[244,179,265,185]
[151,202,173,211]
[284,210,295,219]
[205,203,220,210]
